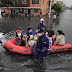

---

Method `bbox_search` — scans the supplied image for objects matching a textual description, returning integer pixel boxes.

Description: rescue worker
[38,18,46,33]
[33,29,50,60]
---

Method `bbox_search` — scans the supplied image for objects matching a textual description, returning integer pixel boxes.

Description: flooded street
[0,9,72,72]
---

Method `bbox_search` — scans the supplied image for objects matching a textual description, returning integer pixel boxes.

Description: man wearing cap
[38,18,46,33]
[33,29,50,60]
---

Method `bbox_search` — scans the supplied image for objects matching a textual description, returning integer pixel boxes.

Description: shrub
[52,3,63,14]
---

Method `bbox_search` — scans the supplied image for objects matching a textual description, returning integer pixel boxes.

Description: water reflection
[0,13,60,34]
[0,15,4,22]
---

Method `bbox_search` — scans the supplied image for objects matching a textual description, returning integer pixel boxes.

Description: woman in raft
[54,30,65,45]
[15,27,25,46]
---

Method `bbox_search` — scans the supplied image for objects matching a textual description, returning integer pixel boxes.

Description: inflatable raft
[50,44,72,54]
[4,38,72,56]
[50,35,72,53]
[4,39,33,56]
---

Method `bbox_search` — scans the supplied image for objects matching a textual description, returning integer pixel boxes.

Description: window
[24,9,28,13]
[49,1,50,6]
[32,0,39,4]
[22,0,27,4]
[34,9,38,13]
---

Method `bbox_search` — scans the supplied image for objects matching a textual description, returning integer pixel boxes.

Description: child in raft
[24,28,34,49]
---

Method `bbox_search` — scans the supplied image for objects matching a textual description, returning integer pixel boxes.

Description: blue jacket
[24,30,33,35]
[33,34,50,53]
[38,23,46,32]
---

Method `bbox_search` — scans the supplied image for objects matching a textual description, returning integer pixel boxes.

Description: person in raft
[48,27,54,37]
[24,27,33,35]
[24,27,34,47]
[33,29,50,60]
[24,27,33,42]
[46,27,54,46]
[43,26,46,33]
[34,30,39,43]
[38,18,46,33]
[54,30,65,45]
[15,27,25,46]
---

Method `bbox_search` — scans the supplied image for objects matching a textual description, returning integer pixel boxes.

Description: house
[1,0,55,16]
[19,0,49,16]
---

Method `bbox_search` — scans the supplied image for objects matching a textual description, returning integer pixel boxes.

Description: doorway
[28,9,31,15]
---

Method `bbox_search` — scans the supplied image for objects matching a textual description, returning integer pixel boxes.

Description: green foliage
[1,0,20,7]
[12,0,20,5]
[52,3,63,13]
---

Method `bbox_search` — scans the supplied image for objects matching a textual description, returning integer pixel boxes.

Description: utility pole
[48,0,52,29]
[49,0,52,19]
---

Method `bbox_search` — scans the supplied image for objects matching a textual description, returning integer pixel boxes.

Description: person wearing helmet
[38,18,46,33]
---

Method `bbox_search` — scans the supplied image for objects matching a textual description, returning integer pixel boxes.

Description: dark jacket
[38,23,45,32]
[48,30,54,37]
[33,34,50,53]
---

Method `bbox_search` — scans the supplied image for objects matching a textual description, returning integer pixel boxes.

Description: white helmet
[40,18,44,22]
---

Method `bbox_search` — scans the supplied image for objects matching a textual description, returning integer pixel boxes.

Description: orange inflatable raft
[4,39,33,56]
[50,44,72,54]
[50,35,72,53]
[4,38,72,56]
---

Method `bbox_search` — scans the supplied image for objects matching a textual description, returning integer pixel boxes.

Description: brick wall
[20,0,30,7]
[30,0,41,7]
[41,0,48,15]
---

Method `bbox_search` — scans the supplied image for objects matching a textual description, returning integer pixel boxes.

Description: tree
[52,3,63,14]
[1,0,20,7]
[11,0,20,5]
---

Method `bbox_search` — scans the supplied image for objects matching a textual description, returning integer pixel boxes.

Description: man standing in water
[33,29,50,60]
[38,18,46,33]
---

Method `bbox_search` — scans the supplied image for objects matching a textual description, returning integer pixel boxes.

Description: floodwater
[0,9,72,72]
